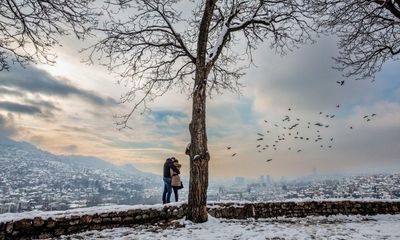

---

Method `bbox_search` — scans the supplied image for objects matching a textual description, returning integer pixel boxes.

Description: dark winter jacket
[163,159,180,178]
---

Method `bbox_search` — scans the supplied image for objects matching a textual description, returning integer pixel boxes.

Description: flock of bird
[226,101,377,163]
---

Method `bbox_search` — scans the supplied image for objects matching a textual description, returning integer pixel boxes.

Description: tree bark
[187,0,217,223]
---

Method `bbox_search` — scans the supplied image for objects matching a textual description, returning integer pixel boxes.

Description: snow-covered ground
[53,214,400,240]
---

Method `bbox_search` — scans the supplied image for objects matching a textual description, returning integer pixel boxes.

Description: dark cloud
[0,113,16,137]
[0,99,61,117]
[26,99,61,112]
[0,101,42,114]
[0,66,116,106]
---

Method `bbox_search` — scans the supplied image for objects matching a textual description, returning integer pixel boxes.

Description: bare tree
[311,0,400,80]
[0,0,98,71]
[87,0,316,223]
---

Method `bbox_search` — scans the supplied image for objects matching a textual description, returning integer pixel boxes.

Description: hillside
[0,137,161,213]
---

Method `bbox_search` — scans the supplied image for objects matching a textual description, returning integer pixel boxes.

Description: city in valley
[1,137,399,214]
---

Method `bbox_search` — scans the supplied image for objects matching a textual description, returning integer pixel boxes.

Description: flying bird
[288,108,291,111]
[337,80,345,86]
[336,104,340,108]
[363,115,369,119]
[330,115,335,118]
[315,123,323,127]
[266,159,272,162]
[257,133,264,136]
[226,146,231,150]
[257,138,263,141]
[232,153,237,157]
[297,149,302,152]
[371,113,377,117]
[256,144,261,148]
[288,123,299,130]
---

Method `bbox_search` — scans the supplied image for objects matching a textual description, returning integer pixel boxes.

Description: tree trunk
[187,76,209,223]
[186,0,217,223]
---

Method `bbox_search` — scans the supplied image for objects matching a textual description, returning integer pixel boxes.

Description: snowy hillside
[0,137,161,213]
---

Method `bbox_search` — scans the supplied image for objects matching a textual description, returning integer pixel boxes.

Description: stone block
[67,226,79,234]
[122,216,134,223]
[38,232,52,239]
[54,228,65,236]
[80,215,93,224]
[14,219,32,230]
[69,219,80,225]
[92,217,102,224]
[5,223,13,234]
[46,218,56,228]
[33,217,45,227]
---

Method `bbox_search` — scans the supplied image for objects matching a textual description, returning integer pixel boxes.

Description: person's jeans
[162,177,172,204]
[172,186,179,202]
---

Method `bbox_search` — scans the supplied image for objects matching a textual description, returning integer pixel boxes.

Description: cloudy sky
[0,8,399,180]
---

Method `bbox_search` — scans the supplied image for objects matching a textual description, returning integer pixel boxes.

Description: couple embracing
[162,157,183,204]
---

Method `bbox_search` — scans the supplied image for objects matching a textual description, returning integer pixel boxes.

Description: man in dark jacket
[162,157,180,204]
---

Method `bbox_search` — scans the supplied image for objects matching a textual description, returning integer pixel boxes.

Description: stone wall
[1,200,399,239]
[207,200,400,219]
[0,204,187,240]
